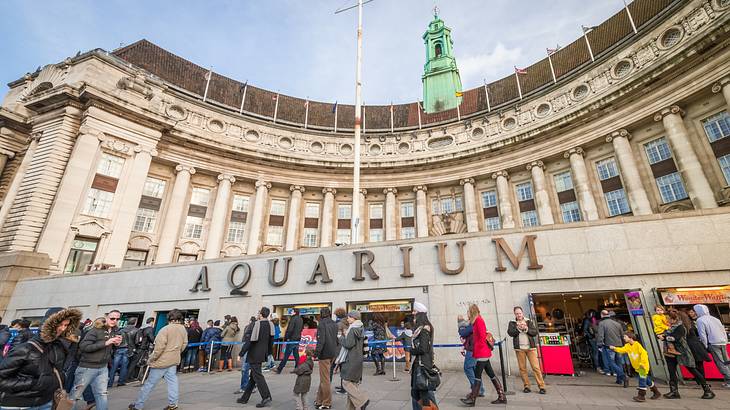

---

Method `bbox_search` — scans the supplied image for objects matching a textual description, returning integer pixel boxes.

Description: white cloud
[458,43,523,87]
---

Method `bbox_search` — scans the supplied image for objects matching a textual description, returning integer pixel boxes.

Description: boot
[663,381,680,399]
[632,388,646,402]
[217,360,224,372]
[378,358,386,375]
[649,384,661,400]
[490,377,507,404]
[701,384,715,400]
[227,359,233,371]
[373,359,380,375]
[459,379,480,406]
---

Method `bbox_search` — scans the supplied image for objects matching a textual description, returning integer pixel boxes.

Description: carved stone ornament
[413,185,428,193]
[605,129,631,143]
[383,188,398,195]
[526,161,544,171]
[255,180,272,190]
[116,76,154,100]
[289,185,306,193]
[459,178,475,186]
[563,146,585,158]
[175,164,196,175]
[491,170,509,180]
[218,174,236,184]
[322,187,337,195]
[653,105,684,122]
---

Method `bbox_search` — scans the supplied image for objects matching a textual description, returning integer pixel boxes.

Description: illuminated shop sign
[661,288,730,305]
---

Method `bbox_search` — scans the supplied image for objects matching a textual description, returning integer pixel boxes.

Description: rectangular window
[96,153,125,178]
[336,229,351,245]
[64,238,98,273]
[369,229,384,242]
[560,201,582,223]
[719,154,730,185]
[133,208,158,232]
[232,195,250,212]
[431,199,440,214]
[553,171,574,192]
[401,227,416,239]
[305,202,320,218]
[190,187,210,206]
[369,203,383,219]
[655,172,688,203]
[702,111,730,142]
[83,188,114,218]
[520,210,539,227]
[596,158,620,180]
[516,182,534,201]
[481,191,497,208]
[485,217,501,231]
[454,195,464,212]
[337,204,352,219]
[644,137,673,164]
[302,228,318,247]
[227,221,246,243]
[121,249,147,268]
[400,202,414,218]
[183,215,204,239]
[142,177,166,198]
[604,189,631,216]
[266,225,284,246]
[270,199,286,216]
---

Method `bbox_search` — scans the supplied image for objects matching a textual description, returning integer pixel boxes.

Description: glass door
[623,289,667,381]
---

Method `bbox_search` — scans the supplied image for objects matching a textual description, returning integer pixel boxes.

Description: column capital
[289,185,306,193]
[712,76,730,93]
[175,164,196,175]
[526,161,544,171]
[255,180,272,190]
[653,105,684,122]
[383,187,398,195]
[322,187,337,195]
[605,129,632,143]
[359,188,368,195]
[29,131,43,143]
[134,145,158,157]
[563,146,585,158]
[491,170,509,180]
[217,173,236,184]
[413,185,428,193]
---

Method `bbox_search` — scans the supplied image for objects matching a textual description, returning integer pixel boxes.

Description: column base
[0,251,51,314]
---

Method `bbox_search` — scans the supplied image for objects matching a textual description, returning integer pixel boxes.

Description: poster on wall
[625,291,644,315]
[661,289,730,305]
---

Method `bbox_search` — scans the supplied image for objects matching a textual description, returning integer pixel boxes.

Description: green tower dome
[422,10,463,113]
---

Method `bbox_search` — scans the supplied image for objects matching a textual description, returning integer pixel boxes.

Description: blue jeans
[411,389,436,410]
[601,348,625,380]
[276,341,300,371]
[182,347,197,369]
[637,373,653,389]
[240,354,251,390]
[71,366,109,410]
[108,347,129,387]
[134,366,178,409]
[463,351,485,395]
[588,338,603,371]
[0,403,52,410]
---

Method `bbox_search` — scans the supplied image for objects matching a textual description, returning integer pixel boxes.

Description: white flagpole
[273,92,280,123]
[483,79,491,112]
[582,26,595,62]
[547,50,557,84]
[390,102,394,133]
[202,67,212,102]
[623,0,637,34]
[417,101,422,129]
[456,100,461,121]
[351,0,363,243]
[304,98,309,129]
[515,69,523,100]
[238,82,248,114]
[362,102,366,134]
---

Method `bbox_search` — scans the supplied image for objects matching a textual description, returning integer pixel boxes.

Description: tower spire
[422,11,463,113]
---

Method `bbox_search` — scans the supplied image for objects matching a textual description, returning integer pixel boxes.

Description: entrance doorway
[120,311,145,329]
[274,303,332,359]
[154,309,199,335]
[347,299,414,362]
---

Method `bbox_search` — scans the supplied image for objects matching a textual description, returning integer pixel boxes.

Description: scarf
[250,319,275,342]
[335,320,364,364]
[412,324,431,339]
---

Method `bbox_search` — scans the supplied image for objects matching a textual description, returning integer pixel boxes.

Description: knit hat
[347,310,361,320]
[413,302,428,313]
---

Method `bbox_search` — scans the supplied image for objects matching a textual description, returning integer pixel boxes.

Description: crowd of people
[0,301,726,409]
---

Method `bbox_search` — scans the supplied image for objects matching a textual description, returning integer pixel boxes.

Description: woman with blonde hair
[460,304,505,406]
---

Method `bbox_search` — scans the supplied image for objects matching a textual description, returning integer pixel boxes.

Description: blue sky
[0,1,624,104]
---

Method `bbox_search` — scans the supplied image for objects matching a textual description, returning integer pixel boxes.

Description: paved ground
[110,363,730,409]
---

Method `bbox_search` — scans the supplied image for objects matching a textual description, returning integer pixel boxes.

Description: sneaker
[523,387,531,393]
[317,406,332,409]
[234,389,244,394]
[197,367,206,372]
[335,387,347,395]
[263,367,270,372]
[539,388,546,394]
[128,405,139,410]
[722,383,730,389]
[163,406,178,410]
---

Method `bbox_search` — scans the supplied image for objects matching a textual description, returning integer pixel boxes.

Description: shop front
[154,309,199,334]
[656,285,730,380]
[274,303,332,358]
[348,299,413,361]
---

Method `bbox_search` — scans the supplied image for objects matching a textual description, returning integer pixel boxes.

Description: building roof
[112,0,677,132]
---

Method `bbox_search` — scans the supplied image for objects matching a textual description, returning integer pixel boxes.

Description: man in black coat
[314,307,338,409]
[237,307,274,408]
[275,308,303,374]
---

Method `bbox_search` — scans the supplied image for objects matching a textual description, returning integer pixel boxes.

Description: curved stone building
[0,0,729,372]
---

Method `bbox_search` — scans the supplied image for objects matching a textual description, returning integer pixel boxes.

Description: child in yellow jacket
[611,331,661,402]
[651,305,679,356]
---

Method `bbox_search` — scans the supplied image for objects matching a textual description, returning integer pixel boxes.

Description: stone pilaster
[383,188,398,240]
[0,150,14,182]
[0,133,41,234]
[320,187,336,247]
[100,146,158,266]
[285,185,305,251]
[605,130,653,215]
[654,107,717,209]
[203,173,236,260]
[155,164,196,264]
[413,185,429,238]
[526,162,554,225]
[564,147,599,221]
[712,76,730,110]
[246,180,272,255]
[459,178,479,232]
[491,171,515,229]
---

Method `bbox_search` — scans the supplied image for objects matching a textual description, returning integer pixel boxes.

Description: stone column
[459,178,479,232]
[246,180,272,255]
[564,147,599,221]
[654,106,718,209]
[384,188,398,240]
[0,134,40,229]
[155,164,196,264]
[413,185,429,238]
[491,171,515,229]
[285,185,305,251]
[525,161,554,225]
[100,146,158,266]
[0,150,14,181]
[606,130,653,215]
[712,76,730,109]
[320,188,336,247]
[357,189,367,244]
[203,173,236,260]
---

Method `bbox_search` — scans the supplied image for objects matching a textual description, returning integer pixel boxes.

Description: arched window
[435,43,442,58]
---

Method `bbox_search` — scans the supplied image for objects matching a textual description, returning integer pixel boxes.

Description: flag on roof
[582,25,598,33]
[332,101,338,113]
[514,66,527,75]
[455,91,463,97]
[271,94,278,101]
[239,81,247,93]
[546,45,561,55]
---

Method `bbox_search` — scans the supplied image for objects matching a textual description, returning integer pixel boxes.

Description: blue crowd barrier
[186,339,503,348]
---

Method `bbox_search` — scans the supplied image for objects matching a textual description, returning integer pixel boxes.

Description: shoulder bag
[485,331,495,350]
[413,357,441,391]
[28,341,74,410]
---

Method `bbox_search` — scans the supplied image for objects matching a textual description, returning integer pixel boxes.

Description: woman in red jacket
[460,304,506,406]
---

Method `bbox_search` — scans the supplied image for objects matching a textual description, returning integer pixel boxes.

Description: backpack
[135,328,147,347]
